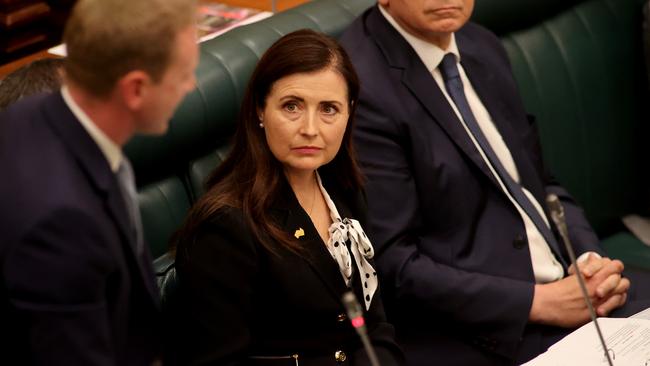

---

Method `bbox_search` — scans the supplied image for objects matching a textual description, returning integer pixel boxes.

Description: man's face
[136,25,199,135]
[379,0,474,48]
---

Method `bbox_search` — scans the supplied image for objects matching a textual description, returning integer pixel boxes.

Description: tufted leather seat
[496,0,650,268]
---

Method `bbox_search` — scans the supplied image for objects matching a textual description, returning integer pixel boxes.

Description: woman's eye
[284,102,298,113]
[322,104,338,115]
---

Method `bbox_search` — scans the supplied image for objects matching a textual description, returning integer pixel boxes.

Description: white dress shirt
[61,86,123,173]
[379,6,567,283]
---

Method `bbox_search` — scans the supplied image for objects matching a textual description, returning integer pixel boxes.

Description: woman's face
[260,68,350,179]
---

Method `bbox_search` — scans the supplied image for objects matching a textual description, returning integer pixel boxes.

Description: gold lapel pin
[294,228,305,239]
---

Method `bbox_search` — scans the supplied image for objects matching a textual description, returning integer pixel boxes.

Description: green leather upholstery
[500,0,650,268]
[128,0,650,270]
[138,178,191,258]
[471,0,583,35]
[188,145,230,198]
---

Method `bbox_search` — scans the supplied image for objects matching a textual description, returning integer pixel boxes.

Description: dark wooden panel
[0,2,50,29]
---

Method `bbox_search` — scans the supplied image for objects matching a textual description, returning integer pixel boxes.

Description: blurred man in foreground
[0,0,198,364]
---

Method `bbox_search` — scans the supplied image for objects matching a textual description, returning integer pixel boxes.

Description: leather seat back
[501,0,649,232]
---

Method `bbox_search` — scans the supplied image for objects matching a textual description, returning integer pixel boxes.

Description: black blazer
[339,6,603,366]
[0,92,161,365]
[174,175,403,366]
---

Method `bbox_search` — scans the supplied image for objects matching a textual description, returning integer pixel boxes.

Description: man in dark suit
[0,0,198,364]
[340,1,646,365]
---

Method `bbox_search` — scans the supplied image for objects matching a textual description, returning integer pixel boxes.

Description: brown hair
[176,29,362,254]
[0,58,64,110]
[63,0,196,97]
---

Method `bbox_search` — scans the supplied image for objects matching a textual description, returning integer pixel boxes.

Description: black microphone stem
[546,194,613,366]
[342,291,381,366]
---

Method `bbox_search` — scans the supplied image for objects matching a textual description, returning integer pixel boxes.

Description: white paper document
[632,308,650,321]
[522,317,650,365]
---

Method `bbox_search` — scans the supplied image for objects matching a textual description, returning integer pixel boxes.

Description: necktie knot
[439,53,460,81]
[117,159,135,188]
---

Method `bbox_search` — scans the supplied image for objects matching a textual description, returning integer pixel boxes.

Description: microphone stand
[546,194,614,366]
[342,291,381,366]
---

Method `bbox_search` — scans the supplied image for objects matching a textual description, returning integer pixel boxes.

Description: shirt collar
[378,5,461,72]
[61,86,123,173]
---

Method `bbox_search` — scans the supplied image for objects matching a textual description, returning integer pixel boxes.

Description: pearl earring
[259,122,264,128]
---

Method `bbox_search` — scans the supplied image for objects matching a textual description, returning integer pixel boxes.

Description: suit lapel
[271,179,349,302]
[365,7,500,187]
[459,45,548,204]
[401,63,501,187]
[367,7,547,199]
[105,186,159,303]
[43,93,159,305]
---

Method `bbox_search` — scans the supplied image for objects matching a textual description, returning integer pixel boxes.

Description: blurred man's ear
[117,70,151,111]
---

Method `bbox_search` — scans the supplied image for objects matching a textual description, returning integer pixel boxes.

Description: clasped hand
[529,254,629,328]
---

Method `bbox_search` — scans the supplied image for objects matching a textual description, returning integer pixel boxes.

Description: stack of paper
[523,317,650,365]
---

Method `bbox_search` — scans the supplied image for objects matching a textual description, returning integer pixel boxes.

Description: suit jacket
[339,6,603,366]
[0,92,161,365]
[174,174,403,366]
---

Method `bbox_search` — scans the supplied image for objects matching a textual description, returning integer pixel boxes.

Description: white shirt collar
[378,5,461,72]
[61,86,123,173]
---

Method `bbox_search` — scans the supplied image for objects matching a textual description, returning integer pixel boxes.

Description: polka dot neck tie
[316,173,378,310]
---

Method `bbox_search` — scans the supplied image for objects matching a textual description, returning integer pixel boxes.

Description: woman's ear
[256,107,264,122]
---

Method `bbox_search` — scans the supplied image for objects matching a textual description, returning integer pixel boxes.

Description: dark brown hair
[176,29,362,254]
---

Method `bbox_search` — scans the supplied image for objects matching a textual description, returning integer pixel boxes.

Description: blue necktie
[116,158,144,255]
[439,53,564,266]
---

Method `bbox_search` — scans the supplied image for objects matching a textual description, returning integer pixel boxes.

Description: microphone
[342,291,381,366]
[546,194,613,366]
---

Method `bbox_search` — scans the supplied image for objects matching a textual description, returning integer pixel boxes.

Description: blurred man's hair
[0,58,65,111]
[63,0,196,97]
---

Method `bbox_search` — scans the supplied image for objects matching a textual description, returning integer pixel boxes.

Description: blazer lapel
[43,93,159,305]
[459,45,548,205]
[271,180,349,302]
[105,186,160,304]
[365,7,500,188]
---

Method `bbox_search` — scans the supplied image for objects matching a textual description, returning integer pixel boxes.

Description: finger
[597,294,623,316]
[596,273,621,298]
[610,277,630,296]
[568,263,576,275]
[606,259,624,271]
[619,292,628,307]
[572,253,598,275]
[591,259,624,282]
[581,257,609,277]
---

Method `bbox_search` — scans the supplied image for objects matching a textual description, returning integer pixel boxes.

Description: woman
[173,29,403,366]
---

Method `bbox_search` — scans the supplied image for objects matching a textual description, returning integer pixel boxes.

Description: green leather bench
[127,0,650,274]
[477,0,650,269]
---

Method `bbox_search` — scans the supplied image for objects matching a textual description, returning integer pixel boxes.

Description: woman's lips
[292,146,322,154]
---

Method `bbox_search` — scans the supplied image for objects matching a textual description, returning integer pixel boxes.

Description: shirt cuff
[577,251,601,264]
